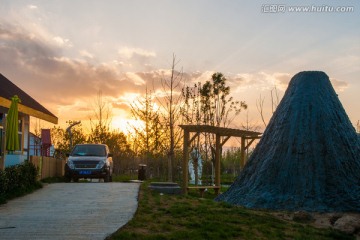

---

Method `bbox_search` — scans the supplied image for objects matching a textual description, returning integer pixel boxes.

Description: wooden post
[215,134,221,188]
[240,137,246,169]
[194,156,198,186]
[182,130,189,194]
[21,116,25,155]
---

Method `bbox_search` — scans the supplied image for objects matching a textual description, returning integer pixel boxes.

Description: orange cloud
[1,22,351,131]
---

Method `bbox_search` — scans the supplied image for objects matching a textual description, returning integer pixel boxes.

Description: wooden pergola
[179,124,262,195]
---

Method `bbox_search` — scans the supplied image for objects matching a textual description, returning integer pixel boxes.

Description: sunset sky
[0,0,359,135]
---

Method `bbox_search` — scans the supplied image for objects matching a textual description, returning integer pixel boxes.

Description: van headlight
[96,160,106,169]
[67,160,75,169]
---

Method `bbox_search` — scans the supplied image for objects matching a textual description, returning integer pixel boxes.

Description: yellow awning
[0,96,58,124]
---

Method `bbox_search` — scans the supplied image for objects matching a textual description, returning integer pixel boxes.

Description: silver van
[64,144,113,182]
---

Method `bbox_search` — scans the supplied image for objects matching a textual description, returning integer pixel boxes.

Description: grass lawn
[108,182,354,240]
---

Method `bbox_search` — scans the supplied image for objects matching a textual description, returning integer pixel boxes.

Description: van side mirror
[66,153,70,157]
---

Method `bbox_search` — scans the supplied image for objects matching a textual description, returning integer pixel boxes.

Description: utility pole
[66,121,81,150]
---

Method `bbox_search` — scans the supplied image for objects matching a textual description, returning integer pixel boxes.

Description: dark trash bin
[138,164,146,181]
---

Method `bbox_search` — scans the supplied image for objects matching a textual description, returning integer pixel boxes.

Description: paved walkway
[0,182,140,240]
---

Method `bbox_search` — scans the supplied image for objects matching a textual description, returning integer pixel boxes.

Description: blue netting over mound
[216,71,360,212]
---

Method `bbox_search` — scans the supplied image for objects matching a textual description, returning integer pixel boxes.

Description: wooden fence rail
[30,156,65,180]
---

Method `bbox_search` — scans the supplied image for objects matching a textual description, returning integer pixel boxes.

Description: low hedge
[0,161,41,204]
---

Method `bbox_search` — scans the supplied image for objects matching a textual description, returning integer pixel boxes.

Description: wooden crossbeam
[189,132,200,146]
[221,136,231,147]
[179,125,262,195]
[245,138,256,150]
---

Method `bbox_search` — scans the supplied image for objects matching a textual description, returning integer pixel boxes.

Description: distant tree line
[50,57,251,182]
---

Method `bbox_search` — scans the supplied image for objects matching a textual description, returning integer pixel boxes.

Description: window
[71,145,106,157]
[0,126,2,155]
[0,113,3,155]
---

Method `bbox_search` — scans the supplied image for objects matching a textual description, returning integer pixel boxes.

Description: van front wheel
[104,173,111,182]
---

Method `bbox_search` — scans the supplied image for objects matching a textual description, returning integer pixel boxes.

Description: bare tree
[256,94,267,128]
[31,118,44,156]
[240,110,261,132]
[239,110,261,159]
[256,86,281,128]
[88,91,112,143]
[155,54,185,182]
[271,85,280,113]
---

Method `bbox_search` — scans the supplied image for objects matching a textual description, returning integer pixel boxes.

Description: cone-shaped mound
[216,71,360,212]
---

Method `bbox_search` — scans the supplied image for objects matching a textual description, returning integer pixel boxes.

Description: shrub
[0,161,40,204]
[0,170,8,197]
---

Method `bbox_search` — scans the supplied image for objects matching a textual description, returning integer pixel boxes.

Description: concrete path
[0,182,140,240]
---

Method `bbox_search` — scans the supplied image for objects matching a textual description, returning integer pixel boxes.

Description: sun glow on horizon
[111,116,145,135]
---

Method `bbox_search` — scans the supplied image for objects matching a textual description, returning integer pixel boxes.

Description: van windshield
[71,145,106,157]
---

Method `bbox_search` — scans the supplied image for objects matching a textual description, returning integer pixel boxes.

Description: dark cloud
[0,23,57,62]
